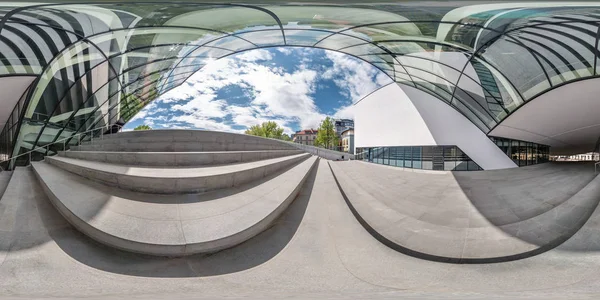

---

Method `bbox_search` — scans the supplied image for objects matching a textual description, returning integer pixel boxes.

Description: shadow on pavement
[45,162,318,277]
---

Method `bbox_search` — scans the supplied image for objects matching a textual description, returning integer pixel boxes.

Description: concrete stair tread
[50,154,307,176]
[45,153,311,194]
[329,161,600,262]
[72,144,295,152]
[32,156,318,256]
[59,150,303,166]
[74,130,297,152]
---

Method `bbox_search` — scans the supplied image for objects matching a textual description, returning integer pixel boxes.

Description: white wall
[354,84,436,148]
[354,83,517,170]
[489,78,600,155]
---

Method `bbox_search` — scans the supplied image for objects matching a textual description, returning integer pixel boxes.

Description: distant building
[340,128,354,154]
[293,129,318,146]
[335,119,354,136]
[552,152,599,161]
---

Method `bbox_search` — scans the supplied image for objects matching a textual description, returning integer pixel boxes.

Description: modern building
[292,129,318,146]
[340,128,354,154]
[553,152,599,161]
[2,2,600,299]
[0,2,596,172]
[334,119,354,136]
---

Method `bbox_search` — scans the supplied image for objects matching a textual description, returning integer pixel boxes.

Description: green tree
[245,121,289,140]
[314,117,339,150]
[281,134,292,141]
[133,124,152,131]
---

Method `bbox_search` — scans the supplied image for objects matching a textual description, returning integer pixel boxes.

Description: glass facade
[355,146,483,171]
[490,137,550,167]
[0,3,597,169]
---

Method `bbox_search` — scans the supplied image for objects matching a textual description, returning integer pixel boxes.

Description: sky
[124,47,392,135]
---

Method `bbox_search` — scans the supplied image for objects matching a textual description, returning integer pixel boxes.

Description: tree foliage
[133,124,152,131]
[245,121,290,141]
[314,117,338,149]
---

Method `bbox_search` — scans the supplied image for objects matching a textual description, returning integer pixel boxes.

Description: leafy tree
[281,134,292,141]
[133,124,152,131]
[314,117,339,150]
[245,121,289,140]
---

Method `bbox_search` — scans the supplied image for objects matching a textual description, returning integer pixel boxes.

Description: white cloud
[127,47,390,133]
[128,101,157,123]
[134,49,324,133]
[333,104,355,120]
[276,47,293,55]
[323,51,393,103]
[236,49,273,62]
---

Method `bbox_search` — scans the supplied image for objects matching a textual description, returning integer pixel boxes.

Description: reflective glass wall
[355,146,483,171]
[490,137,550,167]
[0,86,29,169]
[0,3,597,168]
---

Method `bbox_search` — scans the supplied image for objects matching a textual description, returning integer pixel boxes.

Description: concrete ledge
[59,150,303,166]
[329,161,600,263]
[45,153,310,194]
[71,141,296,152]
[31,156,318,256]
[78,130,297,152]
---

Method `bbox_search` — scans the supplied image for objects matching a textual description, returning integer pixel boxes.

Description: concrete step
[31,156,319,256]
[76,129,297,152]
[100,129,278,143]
[45,153,311,194]
[329,161,600,263]
[59,150,304,167]
[71,140,296,152]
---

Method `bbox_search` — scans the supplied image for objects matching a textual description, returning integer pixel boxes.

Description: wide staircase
[31,130,318,256]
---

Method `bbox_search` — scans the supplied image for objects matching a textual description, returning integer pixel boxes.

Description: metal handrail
[0,124,123,168]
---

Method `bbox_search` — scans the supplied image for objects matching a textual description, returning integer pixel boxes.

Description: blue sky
[125,47,392,134]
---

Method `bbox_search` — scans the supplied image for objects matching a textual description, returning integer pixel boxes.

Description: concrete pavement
[329,160,600,262]
[1,161,600,298]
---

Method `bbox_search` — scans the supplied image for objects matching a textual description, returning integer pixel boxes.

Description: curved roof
[1,2,600,161]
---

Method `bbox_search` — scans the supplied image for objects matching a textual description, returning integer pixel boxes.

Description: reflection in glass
[491,137,550,166]
[355,145,482,171]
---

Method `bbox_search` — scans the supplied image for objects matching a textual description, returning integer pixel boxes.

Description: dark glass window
[355,145,484,171]
[491,137,549,167]
[383,147,389,165]
[389,147,397,166]
[412,147,422,169]
[404,146,412,168]
[455,147,468,171]
[396,147,404,167]
[422,146,433,170]
[443,146,456,171]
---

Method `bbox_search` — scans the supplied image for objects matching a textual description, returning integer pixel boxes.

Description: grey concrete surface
[45,153,310,194]
[75,130,297,152]
[59,150,303,166]
[286,142,354,160]
[0,171,11,199]
[330,160,600,262]
[72,141,296,152]
[3,162,600,298]
[31,156,318,256]
[101,129,292,145]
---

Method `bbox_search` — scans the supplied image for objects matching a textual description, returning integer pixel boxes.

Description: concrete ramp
[329,161,600,263]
